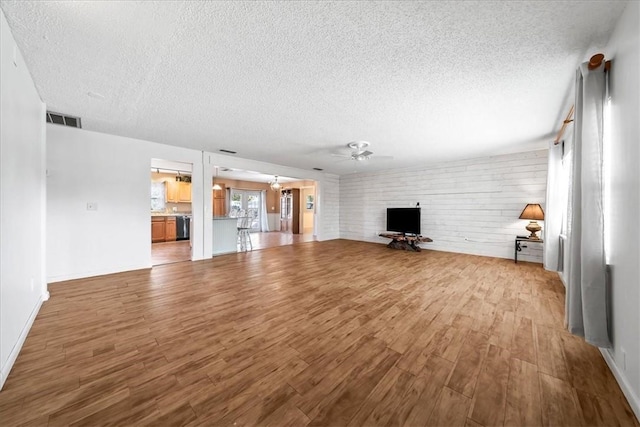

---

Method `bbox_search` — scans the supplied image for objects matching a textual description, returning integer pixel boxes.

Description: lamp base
[525,221,542,240]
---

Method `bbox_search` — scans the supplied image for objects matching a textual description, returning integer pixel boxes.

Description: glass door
[230,189,262,232]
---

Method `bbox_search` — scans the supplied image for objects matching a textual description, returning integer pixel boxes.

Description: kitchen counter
[212,217,238,255]
[151,213,192,217]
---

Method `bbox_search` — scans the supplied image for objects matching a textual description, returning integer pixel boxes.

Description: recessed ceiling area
[0,1,627,174]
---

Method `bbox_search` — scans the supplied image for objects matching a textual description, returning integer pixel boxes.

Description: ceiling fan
[331,141,393,162]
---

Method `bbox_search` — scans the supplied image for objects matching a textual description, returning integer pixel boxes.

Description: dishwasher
[176,215,191,241]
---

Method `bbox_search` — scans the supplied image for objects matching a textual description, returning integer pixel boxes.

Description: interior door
[230,189,261,232]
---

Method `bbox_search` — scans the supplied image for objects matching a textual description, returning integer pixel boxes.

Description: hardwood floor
[152,240,191,266]
[250,231,315,250]
[1,240,637,426]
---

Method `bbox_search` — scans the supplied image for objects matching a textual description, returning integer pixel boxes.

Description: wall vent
[46,111,81,128]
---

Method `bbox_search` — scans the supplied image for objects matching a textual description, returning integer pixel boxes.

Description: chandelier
[269,176,281,191]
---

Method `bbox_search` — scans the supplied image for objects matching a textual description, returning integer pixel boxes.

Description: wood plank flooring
[152,240,191,266]
[249,231,316,250]
[1,240,637,426]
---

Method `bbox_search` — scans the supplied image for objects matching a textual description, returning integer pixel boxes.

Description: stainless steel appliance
[176,215,191,241]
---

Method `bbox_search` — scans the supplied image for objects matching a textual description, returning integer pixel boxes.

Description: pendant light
[212,166,222,190]
[269,176,281,191]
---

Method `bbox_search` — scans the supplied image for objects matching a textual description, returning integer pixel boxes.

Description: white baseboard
[600,348,640,421]
[0,292,46,390]
[47,263,150,283]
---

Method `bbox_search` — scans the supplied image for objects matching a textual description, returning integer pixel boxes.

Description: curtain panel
[260,190,270,232]
[544,142,564,271]
[565,61,611,348]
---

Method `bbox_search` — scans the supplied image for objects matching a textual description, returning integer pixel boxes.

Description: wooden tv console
[379,233,433,252]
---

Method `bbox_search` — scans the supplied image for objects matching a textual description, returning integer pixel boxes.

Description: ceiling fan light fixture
[347,141,370,151]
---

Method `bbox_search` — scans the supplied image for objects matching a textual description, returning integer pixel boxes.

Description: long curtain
[544,141,564,271]
[565,61,610,348]
[260,190,269,232]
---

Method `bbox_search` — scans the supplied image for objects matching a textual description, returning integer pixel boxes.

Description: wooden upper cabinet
[166,181,179,203]
[213,198,225,217]
[178,182,191,202]
[213,183,226,216]
[165,180,191,203]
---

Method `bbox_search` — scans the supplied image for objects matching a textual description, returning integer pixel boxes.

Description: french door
[230,189,261,231]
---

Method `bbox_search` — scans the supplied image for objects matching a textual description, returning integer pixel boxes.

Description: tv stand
[379,233,433,252]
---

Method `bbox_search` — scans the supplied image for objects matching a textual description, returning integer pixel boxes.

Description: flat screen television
[386,207,421,235]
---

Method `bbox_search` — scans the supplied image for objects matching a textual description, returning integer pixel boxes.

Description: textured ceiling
[0,1,627,175]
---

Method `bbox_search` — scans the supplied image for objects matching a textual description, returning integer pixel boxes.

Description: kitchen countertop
[151,213,192,217]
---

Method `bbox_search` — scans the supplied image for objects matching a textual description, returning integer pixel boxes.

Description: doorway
[151,159,193,266]
[230,189,261,231]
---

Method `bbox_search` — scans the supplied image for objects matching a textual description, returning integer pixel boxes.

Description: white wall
[340,150,547,262]
[47,125,205,282]
[0,10,47,389]
[601,1,640,418]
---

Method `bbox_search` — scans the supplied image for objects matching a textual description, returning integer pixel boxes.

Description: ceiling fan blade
[331,153,352,158]
[359,150,374,157]
[373,155,394,160]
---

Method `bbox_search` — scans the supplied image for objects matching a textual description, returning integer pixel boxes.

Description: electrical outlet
[621,347,626,371]
[86,202,98,211]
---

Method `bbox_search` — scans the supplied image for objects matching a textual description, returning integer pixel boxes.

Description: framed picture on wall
[306,195,314,210]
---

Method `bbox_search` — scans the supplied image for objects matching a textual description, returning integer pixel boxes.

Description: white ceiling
[1,1,627,175]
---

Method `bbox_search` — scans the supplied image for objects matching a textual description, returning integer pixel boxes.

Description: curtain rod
[554,53,611,145]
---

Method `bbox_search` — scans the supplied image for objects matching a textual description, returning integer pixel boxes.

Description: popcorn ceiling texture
[0,1,626,174]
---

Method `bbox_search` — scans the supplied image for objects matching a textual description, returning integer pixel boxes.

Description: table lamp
[519,203,544,240]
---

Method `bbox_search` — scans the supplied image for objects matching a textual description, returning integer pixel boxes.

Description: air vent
[46,111,81,128]
[219,149,237,154]
[313,167,324,171]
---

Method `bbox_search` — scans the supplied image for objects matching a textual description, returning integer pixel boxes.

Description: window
[151,182,166,211]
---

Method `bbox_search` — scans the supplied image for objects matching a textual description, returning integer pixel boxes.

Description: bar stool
[237,215,252,251]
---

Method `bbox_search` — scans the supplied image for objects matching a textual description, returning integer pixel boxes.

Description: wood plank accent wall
[319,174,340,240]
[339,150,548,262]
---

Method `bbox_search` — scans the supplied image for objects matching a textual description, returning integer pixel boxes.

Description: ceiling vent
[313,167,324,171]
[46,111,81,128]
[219,149,237,154]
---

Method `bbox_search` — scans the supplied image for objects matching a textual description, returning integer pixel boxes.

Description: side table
[515,236,543,263]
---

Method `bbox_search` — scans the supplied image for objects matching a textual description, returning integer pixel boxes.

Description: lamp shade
[519,204,544,220]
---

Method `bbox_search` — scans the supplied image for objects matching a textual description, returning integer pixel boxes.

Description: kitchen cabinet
[166,181,179,203]
[151,217,166,243]
[178,182,191,202]
[165,181,191,203]
[152,216,180,243]
[165,217,177,241]
[213,183,226,216]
